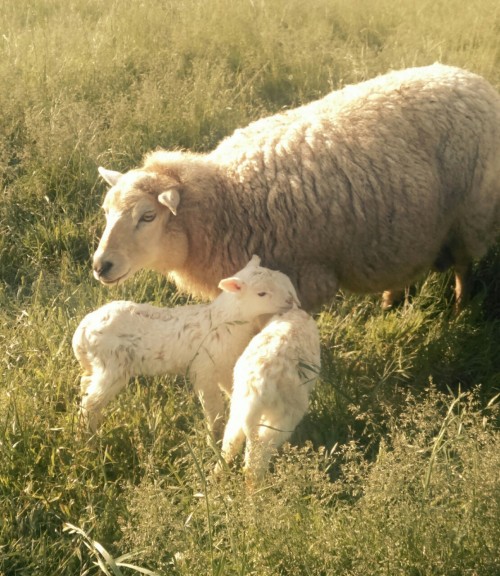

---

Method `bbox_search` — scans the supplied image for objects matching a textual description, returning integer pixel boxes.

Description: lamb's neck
[207,294,256,327]
[128,303,210,374]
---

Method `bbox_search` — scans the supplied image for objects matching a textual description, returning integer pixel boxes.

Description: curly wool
[94,64,500,310]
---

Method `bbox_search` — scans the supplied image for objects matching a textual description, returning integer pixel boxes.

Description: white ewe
[72,256,299,434]
[94,64,500,312]
[217,306,321,482]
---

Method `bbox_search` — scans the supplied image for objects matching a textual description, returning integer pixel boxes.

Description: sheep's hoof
[381,289,406,311]
[381,290,396,310]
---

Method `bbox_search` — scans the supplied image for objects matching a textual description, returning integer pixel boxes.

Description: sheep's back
[210,64,500,293]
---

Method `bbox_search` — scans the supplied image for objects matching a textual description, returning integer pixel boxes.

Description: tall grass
[1,0,499,574]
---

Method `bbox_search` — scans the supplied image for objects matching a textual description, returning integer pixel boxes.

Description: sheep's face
[93,168,187,285]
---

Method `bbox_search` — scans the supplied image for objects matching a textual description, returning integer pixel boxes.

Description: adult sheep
[93,64,500,311]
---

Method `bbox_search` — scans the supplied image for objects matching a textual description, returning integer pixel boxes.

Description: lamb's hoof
[78,405,100,434]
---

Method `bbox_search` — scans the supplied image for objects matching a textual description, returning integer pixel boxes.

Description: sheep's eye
[257,291,267,297]
[140,211,156,223]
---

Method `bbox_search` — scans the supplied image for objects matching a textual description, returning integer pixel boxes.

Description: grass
[1,0,500,574]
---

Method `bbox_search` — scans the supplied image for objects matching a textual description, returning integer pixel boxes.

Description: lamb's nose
[94,260,113,278]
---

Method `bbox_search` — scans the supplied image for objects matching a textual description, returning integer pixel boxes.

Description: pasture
[1,0,499,574]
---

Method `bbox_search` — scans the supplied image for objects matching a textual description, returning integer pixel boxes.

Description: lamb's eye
[140,211,156,223]
[257,291,267,297]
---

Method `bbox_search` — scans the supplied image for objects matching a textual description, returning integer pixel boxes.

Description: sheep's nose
[94,260,113,278]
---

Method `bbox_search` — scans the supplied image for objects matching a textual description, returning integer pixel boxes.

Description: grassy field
[1,0,500,574]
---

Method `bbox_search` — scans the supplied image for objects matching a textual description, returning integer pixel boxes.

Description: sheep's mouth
[96,269,131,286]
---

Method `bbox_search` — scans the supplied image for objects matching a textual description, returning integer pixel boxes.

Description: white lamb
[72,256,300,434]
[217,305,321,482]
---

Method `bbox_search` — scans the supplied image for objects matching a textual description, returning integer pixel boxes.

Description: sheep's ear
[158,188,180,215]
[218,277,245,293]
[98,167,123,187]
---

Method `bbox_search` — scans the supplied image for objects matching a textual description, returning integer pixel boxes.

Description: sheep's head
[218,255,301,318]
[93,167,187,285]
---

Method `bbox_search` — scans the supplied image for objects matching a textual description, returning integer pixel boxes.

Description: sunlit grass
[1,0,499,573]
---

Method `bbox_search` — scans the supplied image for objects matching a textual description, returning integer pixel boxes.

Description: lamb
[92,64,500,312]
[72,256,300,434]
[216,305,321,483]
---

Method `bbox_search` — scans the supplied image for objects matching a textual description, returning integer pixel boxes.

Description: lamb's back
[234,308,320,403]
[73,300,209,376]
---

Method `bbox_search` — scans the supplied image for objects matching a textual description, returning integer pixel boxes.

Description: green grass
[1,0,500,574]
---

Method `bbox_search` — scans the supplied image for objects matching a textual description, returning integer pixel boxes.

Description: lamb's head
[218,255,301,318]
[93,167,187,285]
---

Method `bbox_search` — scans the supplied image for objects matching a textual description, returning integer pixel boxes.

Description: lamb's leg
[80,371,128,432]
[241,399,291,485]
[219,409,246,465]
[245,419,294,485]
[213,386,253,476]
[196,386,226,441]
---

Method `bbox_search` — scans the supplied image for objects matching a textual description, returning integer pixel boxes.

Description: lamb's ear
[158,187,180,215]
[248,254,261,267]
[98,167,123,187]
[218,277,245,293]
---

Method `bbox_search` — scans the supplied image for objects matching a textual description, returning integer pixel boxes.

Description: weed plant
[1,0,499,574]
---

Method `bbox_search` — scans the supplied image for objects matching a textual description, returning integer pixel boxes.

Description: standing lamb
[216,305,321,484]
[72,256,299,434]
[93,64,500,311]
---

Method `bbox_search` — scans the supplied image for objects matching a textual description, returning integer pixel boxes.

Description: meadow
[1,0,500,574]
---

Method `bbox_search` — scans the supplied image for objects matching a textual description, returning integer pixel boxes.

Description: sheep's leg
[213,412,245,476]
[80,371,128,432]
[382,289,406,310]
[294,263,339,311]
[79,374,102,431]
[454,262,473,313]
[212,389,252,477]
